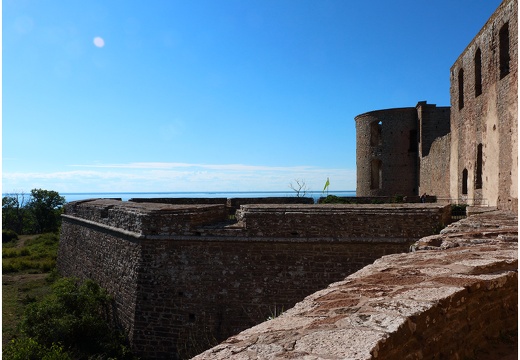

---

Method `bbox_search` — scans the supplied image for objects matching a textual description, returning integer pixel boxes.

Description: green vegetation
[3,233,60,274]
[2,189,65,235]
[3,239,138,359]
[451,203,468,214]
[2,188,138,359]
[2,229,19,243]
[3,278,136,360]
[392,194,405,203]
[2,271,54,346]
[320,195,354,204]
[451,203,468,220]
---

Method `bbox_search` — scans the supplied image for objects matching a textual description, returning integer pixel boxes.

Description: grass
[3,233,59,274]
[2,233,59,346]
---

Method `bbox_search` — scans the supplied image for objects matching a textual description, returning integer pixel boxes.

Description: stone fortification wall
[63,199,229,235]
[129,197,228,205]
[226,197,314,214]
[355,107,418,197]
[355,103,451,199]
[236,203,450,239]
[194,210,518,360]
[58,199,450,359]
[419,133,451,200]
[416,101,451,158]
[128,196,314,215]
[318,195,437,204]
[58,216,142,344]
[449,0,517,212]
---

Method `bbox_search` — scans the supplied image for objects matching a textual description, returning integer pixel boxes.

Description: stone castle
[57,1,517,359]
[356,0,517,214]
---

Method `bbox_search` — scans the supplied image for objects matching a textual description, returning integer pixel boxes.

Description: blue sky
[3,0,502,193]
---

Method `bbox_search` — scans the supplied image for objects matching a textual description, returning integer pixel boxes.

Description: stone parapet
[194,210,517,360]
[63,199,229,236]
[236,203,451,239]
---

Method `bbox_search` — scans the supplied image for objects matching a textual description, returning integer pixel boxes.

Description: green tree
[26,189,65,234]
[7,278,136,360]
[2,192,31,234]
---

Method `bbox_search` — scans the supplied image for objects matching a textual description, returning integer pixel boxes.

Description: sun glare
[93,37,105,48]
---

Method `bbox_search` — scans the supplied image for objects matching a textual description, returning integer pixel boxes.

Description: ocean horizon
[59,190,356,203]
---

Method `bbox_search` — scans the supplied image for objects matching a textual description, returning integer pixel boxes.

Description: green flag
[323,177,330,193]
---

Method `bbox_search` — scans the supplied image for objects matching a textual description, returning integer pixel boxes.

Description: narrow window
[370,159,382,190]
[462,168,468,195]
[499,23,510,79]
[475,48,482,96]
[370,121,382,146]
[458,68,464,110]
[409,129,418,152]
[475,144,483,189]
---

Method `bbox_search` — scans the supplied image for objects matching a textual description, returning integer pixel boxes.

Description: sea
[59,191,356,203]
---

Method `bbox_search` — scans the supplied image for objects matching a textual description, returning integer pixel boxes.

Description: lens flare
[93,37,105,48]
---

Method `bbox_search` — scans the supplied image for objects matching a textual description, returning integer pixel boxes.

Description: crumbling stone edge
[193,210,518,360]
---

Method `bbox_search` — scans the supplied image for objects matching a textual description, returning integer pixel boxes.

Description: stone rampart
[194,210,518,360]
[236,203,450,239]
[419,133,451,199]
[57,199,450,359]
[128,196,314,216]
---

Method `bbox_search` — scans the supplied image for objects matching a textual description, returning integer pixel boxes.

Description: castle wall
[416,101,451,158]
[194,210,518,360]
[58,217,142,344]
[355,103,451,199]
[449,0,518,211]
[128,197,314,216]
[58,199,450,359]
[355,108,419,197]
[419,133,451,200]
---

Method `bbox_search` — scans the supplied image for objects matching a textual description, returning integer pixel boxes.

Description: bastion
[57,198,450,359]
[194,210,518,360]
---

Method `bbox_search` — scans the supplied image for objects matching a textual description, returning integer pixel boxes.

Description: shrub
[451,204,468,219]
[2,248,30,258]
[14,277,137,359]
[3,229,19,243]
[393,194,405,203]
[320,195,352,204]
[3,337,70,360]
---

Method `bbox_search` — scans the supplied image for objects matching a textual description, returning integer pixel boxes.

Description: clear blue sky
[2,0,502,193]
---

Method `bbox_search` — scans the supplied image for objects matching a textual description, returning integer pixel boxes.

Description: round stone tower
[355,107,419,197]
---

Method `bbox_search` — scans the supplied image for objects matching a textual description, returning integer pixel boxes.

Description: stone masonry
[57,199,450,359]
[355,103,450,198]
[355,0,517,212]
[449,0,518,211]
[194,210,518,360]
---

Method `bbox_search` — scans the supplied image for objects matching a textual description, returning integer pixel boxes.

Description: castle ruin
[57,1,517,359]
[356,0,517,213]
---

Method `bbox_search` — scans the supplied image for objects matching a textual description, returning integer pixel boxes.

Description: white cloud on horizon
[69,162,329,172]
[3,162,356,193]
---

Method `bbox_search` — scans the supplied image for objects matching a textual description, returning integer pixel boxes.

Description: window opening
[458,68,464,110]
[499,23,510,79]
[462,168,468,195]
[409,129,418,152]
[475,48,482,96]
[370,121,382,146]
[370,159,382,190]
[475,144,483,189]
